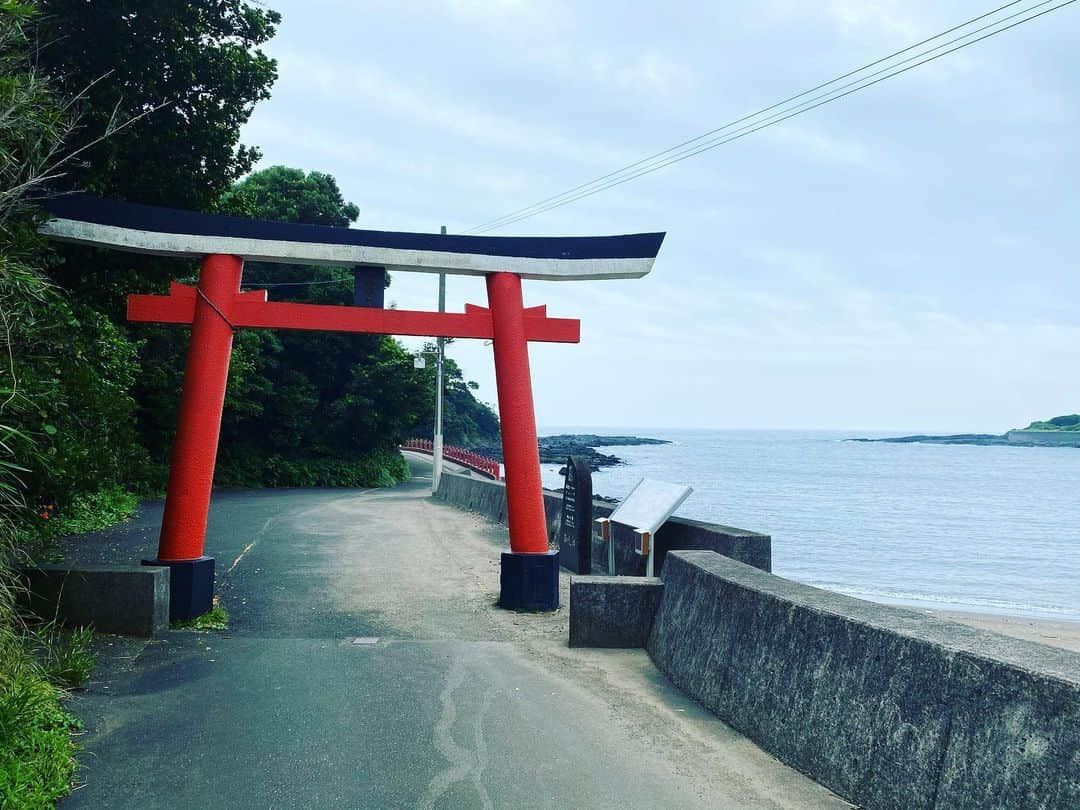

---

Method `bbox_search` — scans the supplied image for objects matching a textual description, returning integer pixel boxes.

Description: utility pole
[432,225,447,494]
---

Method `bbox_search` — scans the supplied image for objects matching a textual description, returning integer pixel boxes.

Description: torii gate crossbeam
[40,194,664,619]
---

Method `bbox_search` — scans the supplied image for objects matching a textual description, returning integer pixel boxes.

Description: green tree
[212,167,426,486]
[35,0,281,317]
[412,343,500,448]
[23,0,284,486]
[0,5,109,805]
[35,0,280,210]
[218,165,359,225]
[0,0,145,536]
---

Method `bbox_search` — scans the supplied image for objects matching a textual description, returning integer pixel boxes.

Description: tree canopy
[208,167,499,486]
[36,0,280,209]
[219,165,360,225]
[2,4,502,803]
[3,1,500,525]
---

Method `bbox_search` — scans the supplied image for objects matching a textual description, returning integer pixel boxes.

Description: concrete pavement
[59,455,847,809]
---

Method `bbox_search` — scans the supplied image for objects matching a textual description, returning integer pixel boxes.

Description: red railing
[402,438,501,480]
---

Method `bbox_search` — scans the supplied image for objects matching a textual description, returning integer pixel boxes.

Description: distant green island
[850,414,1080,448]
[1024,414,1080,431]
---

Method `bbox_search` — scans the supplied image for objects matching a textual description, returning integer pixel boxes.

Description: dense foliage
[1024,414,1080,431]
[0,1,499,801]
[8,2,497,507]
[411,342,501,448]
[1,4,91,805]
[36,0,281,211]
[211,167,419,485]
[35,0,281,326]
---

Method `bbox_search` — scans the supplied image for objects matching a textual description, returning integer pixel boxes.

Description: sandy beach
[931,610,1080,653]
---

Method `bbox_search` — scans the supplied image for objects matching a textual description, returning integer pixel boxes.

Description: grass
[0,652,81,809]
[172,600,229,631]
[25,624,96,690]
[16,485,138,562]
[1,508,101,807]
[0,624,92,808]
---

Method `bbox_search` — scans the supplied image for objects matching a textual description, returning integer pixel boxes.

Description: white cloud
[753,0,930,42]
[246,113,535,197]
[763,123,878,169]
[609,50,698,96]
[273,49,638,168]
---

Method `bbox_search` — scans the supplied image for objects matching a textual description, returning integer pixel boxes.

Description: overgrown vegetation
[1025,414,1080,431]
[0,637,82,809]
[15,487,137,560]
[0,2,498,800]
[172,601,229,632]
[3,1,498,536]
[0,4,96,805]
[22,624,95,690]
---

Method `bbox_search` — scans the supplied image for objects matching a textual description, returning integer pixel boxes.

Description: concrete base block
[569,575,663,648]
[20,565,170,637]
[143,556,214,621]
[499,550,559,611]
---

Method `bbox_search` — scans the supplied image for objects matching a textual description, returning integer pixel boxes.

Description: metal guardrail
[401,439,501,480]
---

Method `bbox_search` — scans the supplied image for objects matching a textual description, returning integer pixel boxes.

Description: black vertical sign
[560,455,593,574]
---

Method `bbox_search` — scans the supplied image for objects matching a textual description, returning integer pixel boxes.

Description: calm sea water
[538,428,1080,621]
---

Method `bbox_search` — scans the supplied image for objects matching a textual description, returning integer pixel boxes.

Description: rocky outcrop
[471,434,671,471]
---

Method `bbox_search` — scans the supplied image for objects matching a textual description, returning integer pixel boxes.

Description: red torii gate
[41,195,664,618]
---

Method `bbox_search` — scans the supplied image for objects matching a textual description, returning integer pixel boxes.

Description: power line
[476,0,1068,233]
[468,0,1033,234]
[470,0,1074,234]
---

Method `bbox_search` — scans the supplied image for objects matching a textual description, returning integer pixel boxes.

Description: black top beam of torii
[41,193,665,280]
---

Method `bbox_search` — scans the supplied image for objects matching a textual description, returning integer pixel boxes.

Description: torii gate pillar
[487,273,559,610]
[142,254,243,619]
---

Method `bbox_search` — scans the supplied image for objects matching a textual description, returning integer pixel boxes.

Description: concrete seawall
[434,471,771,573]
[648,551,1080,810]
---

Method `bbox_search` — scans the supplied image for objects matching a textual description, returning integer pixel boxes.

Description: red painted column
[156,254,243,561]
[486,272,548,554]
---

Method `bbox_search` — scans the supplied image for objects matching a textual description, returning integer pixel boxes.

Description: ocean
[538,428,1080,621]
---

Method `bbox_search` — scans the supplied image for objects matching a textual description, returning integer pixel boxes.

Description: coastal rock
[848,434,1010,446]
[471,434,670,471]
[849,413,1080,448]
[849,432,1080,448]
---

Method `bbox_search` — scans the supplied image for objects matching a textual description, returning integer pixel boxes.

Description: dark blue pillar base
[142,556,215,621]
[499,550,559,611]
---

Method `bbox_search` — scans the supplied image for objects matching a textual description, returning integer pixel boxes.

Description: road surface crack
[419,655,495,810]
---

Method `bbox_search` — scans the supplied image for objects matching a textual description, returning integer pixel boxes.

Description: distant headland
[472,434,670,470]
[850,414,1080,448]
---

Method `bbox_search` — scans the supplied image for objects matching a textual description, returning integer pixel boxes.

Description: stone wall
[647,551,1080,810]
[433,471,771,573]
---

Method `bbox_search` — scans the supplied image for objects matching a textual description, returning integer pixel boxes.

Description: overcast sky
[240,0,1079,432]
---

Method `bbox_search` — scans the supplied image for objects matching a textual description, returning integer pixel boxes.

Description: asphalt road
[59,456,847,809]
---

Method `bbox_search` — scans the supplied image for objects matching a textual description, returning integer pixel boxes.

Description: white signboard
[608,478,693,535]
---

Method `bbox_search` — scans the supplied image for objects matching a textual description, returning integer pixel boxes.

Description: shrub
[0,633,81,808]
[14,485,137,559]
[215,448,410,489]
